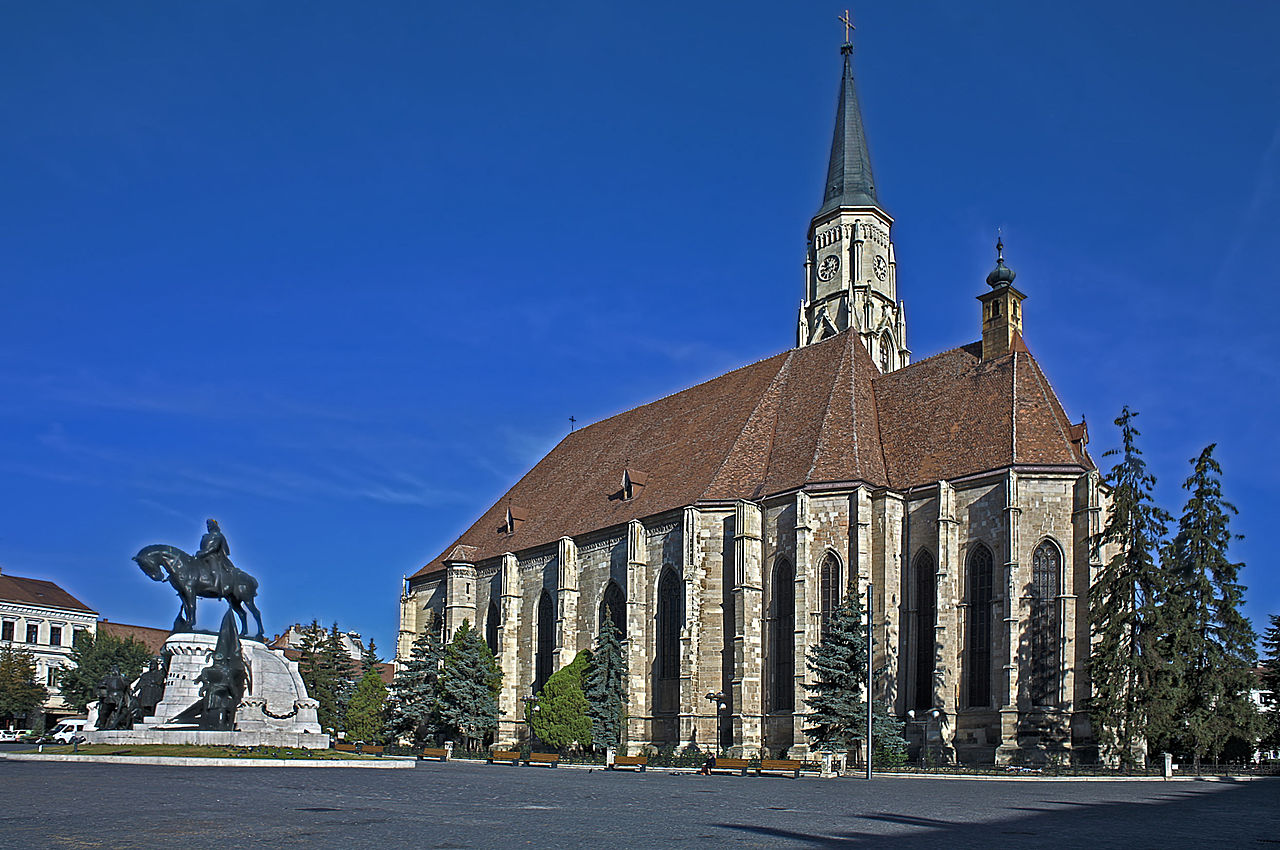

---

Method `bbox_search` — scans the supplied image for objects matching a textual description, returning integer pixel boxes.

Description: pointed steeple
[817,38,878,216]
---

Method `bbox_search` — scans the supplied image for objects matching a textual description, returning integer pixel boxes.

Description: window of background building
[49,626,62,647]
[47,667,58,687]
[1,621,12,641]
[26,623,39,644]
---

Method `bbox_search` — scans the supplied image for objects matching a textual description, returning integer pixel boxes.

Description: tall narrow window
[913,550,936,711]
[535,591,554,693]
[771,559,795,712]
[1030,540,1062,705]
[486,600,500,656]
[600,581,626,638]
[966,544,994,708]
[880,332,894,372]
[655,570,682,713]
[819,554,842,636]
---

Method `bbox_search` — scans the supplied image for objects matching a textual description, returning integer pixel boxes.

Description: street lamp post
[520,693,540,748]
[906,708,942,768]
[704,691,726,754]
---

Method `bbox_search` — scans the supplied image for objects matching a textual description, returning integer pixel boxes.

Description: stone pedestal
[86,631,326,748]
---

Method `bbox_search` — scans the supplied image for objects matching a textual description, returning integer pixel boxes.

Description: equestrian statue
[133,519,265,641]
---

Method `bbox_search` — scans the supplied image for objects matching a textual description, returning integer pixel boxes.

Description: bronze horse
[134,544,265,641]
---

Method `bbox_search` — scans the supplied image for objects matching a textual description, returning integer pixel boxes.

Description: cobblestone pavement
[0,758,1276,849]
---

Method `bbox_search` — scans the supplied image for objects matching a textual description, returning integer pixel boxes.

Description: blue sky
[2,2,1277,655]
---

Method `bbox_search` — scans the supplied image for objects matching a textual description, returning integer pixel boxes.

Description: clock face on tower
[873,255,888,281]
[817,255,840,282]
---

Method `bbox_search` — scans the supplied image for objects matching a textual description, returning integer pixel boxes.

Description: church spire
[817,16,878,216]
[798,14,905,370]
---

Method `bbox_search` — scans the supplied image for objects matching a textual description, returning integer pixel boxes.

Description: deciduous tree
[56,630,151,714]
[345,665,388,744]
[0,647,46,726]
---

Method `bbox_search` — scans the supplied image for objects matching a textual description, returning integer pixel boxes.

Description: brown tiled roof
[98,620,169,654]
[0,573,95,613]
[413,332,1090,579]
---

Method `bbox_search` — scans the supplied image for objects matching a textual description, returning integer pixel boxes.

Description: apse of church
[399,30,1100,765]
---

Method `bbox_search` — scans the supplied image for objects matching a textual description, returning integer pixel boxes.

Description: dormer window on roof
[500,505,529,535]
[621,468,649,501]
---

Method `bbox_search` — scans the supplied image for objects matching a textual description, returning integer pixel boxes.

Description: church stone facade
[399,38,1102,765]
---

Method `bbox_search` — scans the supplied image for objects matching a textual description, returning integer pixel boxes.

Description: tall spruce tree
[436,622,501,749]
[584,610,626,752]
[1162,444,1257,768]
[325,623,358,732]
[1088,407,1172,768]
[803,591,906,764]
[360,638,382,675]
[387,626,444,745]
[1260,614,1280,751]
[530,649,592,751]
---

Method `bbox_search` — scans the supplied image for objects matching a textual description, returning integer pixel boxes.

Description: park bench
[487,749,522,765]
[419,747,448,761]
[362,745,385,757]
[709,757,750,776]
[756,758,817,778]
[609,755,648,772]
[334,743,358,753]
[526,752,560,768]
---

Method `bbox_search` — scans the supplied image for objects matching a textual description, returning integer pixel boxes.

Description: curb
[0,753,416,769]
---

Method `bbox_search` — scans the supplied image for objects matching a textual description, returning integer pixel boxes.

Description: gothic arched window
[880,332,894,372]
[966,544,994,708]
[913,550,936,711]
[600,581,626,638]
[819,553,842,636]
[655,569,682,713]
[486,600,500,656]
[771,559,796,712]
[535,590,554,694]
[1030,540,1062,705]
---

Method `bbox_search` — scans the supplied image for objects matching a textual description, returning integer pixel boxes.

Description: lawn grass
[20,743,375,760]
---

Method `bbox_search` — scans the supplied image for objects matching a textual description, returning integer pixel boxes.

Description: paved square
[1,758,1275,848]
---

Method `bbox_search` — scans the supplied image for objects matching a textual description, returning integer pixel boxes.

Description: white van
[49,719,87,743]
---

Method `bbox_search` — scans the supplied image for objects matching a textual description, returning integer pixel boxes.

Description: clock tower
[797,32,908,372]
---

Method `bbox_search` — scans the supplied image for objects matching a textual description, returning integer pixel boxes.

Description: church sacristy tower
[399,26,1101,766]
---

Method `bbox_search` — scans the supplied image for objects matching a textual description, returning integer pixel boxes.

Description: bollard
[1163,752,1173,779]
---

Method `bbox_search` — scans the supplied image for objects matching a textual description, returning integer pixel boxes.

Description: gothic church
[398,34,1100,765]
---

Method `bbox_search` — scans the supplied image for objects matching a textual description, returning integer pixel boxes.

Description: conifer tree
[1161,444,1257,768]
[360,638,382,675]
[530,649,593,751]
[387,626,444,745]
[1088,407,1172,768]
[1260,614,1280,751]
[436,621,501,749]
[325,623,358,732]
[584,611,626,751]
[345,665,389,744]
[803,591,906,764]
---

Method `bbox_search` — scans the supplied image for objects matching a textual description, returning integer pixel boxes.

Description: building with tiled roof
[399,33,1102,765]
[0,567,99,727]
[97,620,170,655]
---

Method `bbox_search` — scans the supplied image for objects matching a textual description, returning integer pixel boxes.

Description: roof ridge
[702,351,794,502]
[571,348,792,437]
[1019,351,1084,465]
[806,339,850,481]
[881,341,981,375]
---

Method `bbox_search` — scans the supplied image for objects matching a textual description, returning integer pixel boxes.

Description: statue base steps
[84,729,331,749]
[86,631,324,745]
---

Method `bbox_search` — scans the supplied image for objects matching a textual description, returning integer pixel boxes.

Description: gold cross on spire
[838,9,855,44]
